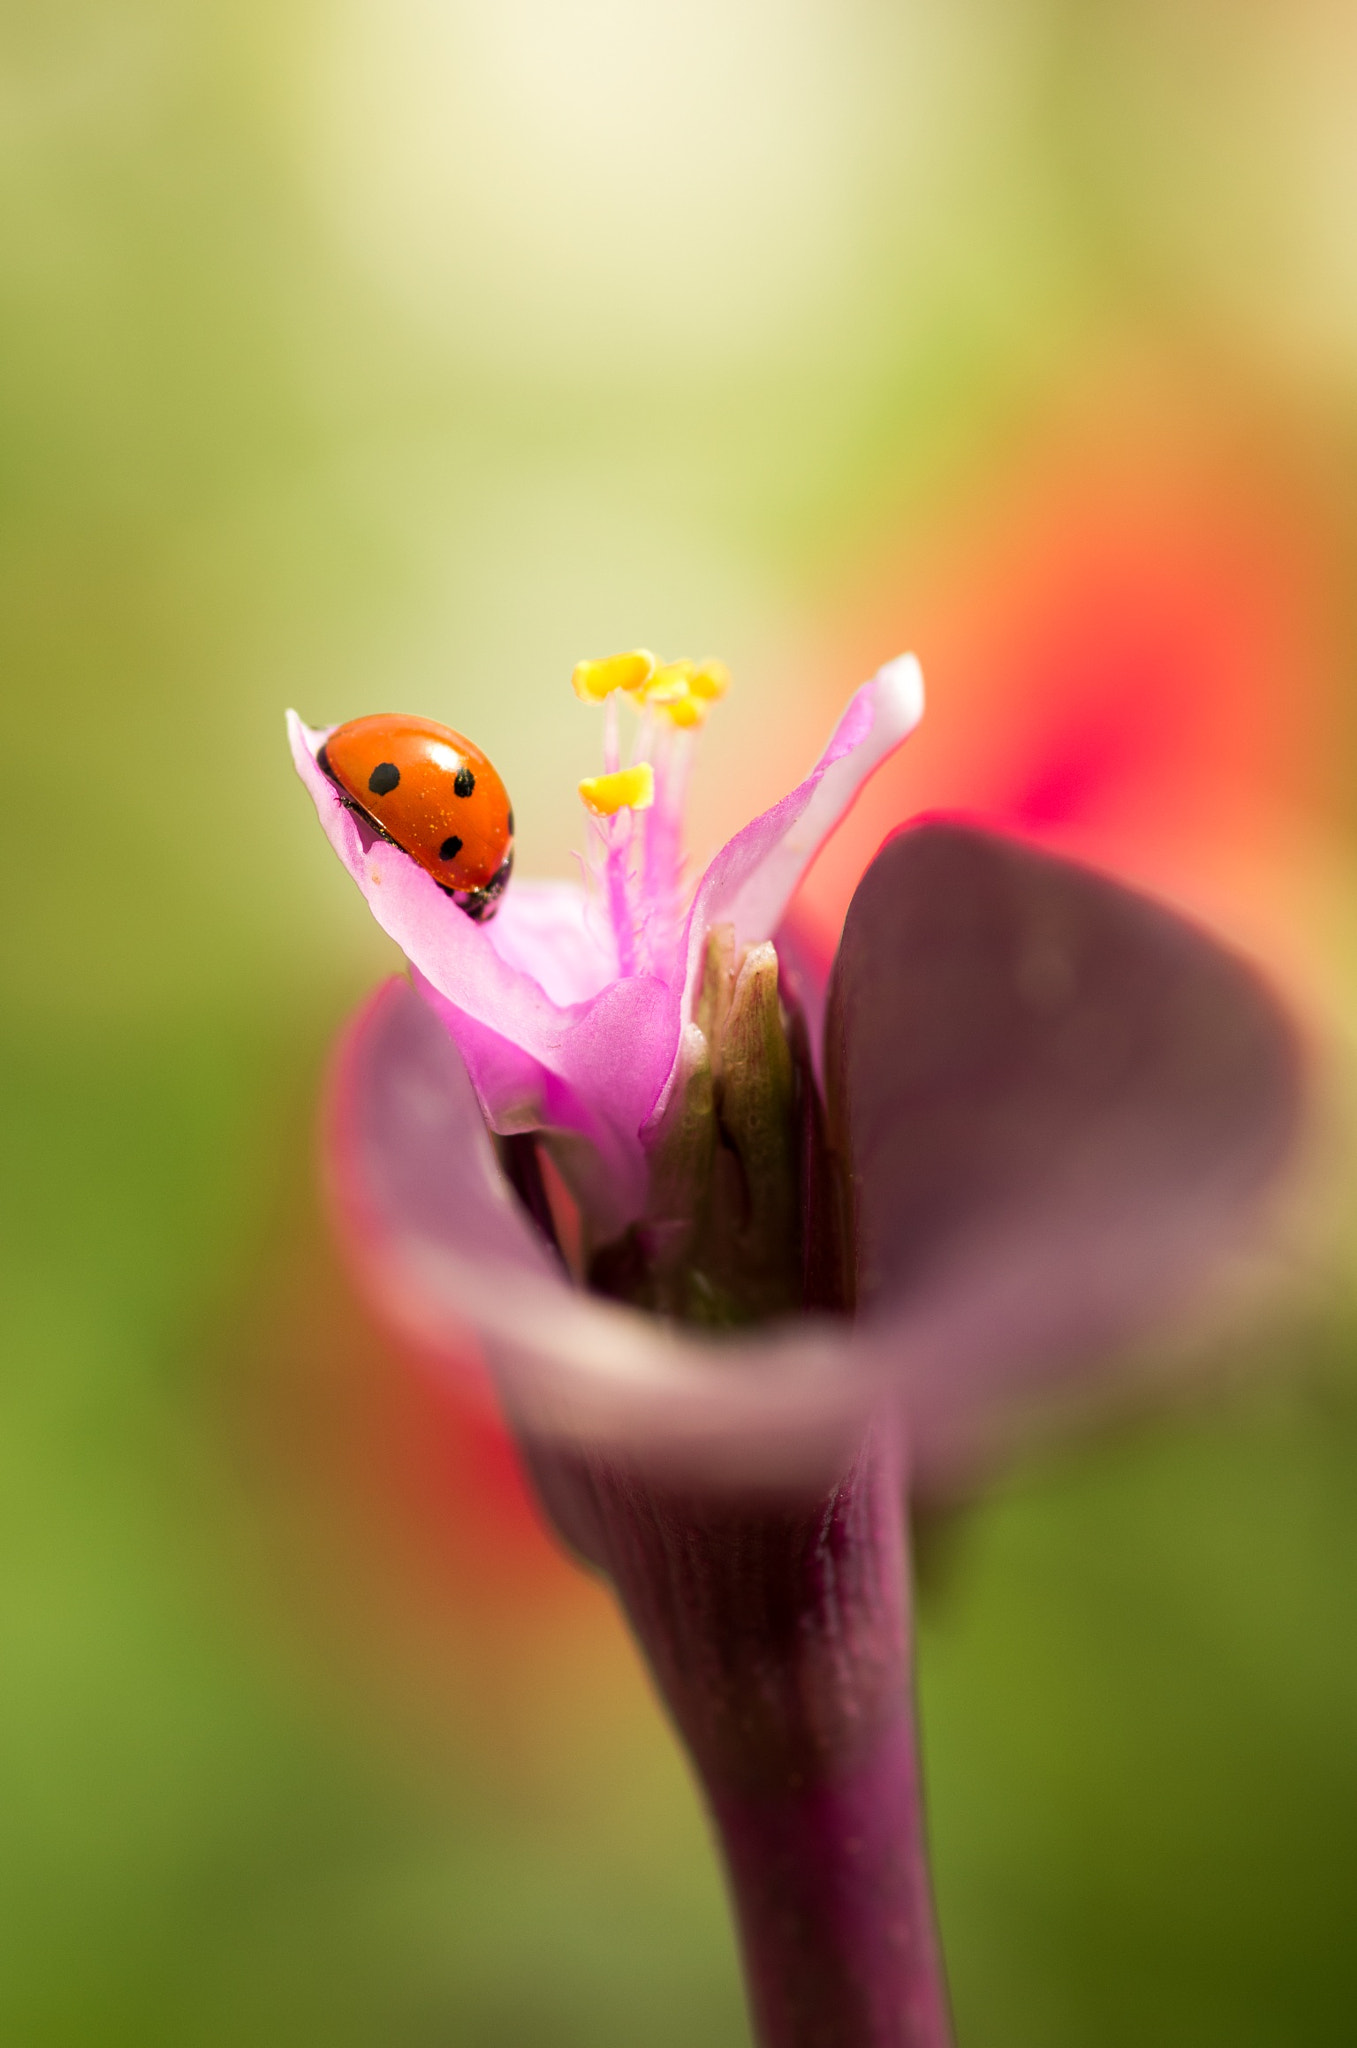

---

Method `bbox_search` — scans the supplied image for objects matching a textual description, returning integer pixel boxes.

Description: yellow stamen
[572,650,656,702]
[578,763,655,816]
[633,655,731,727]
[688,659,730,701]
[663,691,709,729]
[641,660,695,705]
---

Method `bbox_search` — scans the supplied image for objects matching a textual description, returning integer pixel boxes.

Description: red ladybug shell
[319,714,514,919]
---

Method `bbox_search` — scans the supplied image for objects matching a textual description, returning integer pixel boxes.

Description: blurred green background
[4,1,1357,2041]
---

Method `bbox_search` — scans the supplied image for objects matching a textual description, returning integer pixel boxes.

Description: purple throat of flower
[290,648,1303,2048]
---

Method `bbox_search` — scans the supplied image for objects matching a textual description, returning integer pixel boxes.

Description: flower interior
[536,651,840,1327]
[571,647,729,982]
[290,648,926,1340]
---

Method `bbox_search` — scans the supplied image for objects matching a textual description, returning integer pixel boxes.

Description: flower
[290,653,919,1242]
[290,653,1302,2047]
[289,652,1300,1502]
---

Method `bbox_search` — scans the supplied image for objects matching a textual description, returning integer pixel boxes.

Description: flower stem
[550,1424,953,2047]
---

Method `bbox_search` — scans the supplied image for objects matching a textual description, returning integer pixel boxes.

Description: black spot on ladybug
[440,835,464,862]
[368,761,401,796]
[453,767,475,798]
[506,807,514,836]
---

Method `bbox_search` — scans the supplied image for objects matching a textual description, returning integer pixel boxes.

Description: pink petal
[678,655,923,1028]
[487,880,617,1005]
[327,978,887,1489]
[409,962,675,1237]
[826,820,1305,1495]
[290,712,675,1230]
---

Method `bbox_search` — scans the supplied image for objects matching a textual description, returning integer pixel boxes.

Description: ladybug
[318,713,514,921]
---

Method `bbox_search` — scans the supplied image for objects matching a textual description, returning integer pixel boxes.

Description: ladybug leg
[441,883,494,920]
[444,849,513,922]
[317,750,402,849]
[345,800,400,848]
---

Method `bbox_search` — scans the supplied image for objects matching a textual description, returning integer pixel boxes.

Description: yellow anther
[642,660,695,705]
[689,659,730,701]
[630,655,730,726]
[572,650,656,702]
[663,691,709,729]
[578,763,656,817]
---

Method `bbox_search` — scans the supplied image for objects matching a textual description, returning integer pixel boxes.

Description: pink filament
[592,698,693,983]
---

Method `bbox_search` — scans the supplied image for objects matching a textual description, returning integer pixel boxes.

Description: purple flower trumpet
[290,651,1301,2047]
